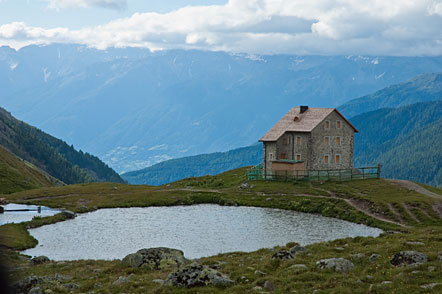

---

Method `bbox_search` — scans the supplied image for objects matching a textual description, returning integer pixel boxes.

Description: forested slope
[0,107,125,184]
[339,72,442,117]
[122,144,262,185]
[351,101,442,187]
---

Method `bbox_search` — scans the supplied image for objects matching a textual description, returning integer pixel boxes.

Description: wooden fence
[246,164,381,182]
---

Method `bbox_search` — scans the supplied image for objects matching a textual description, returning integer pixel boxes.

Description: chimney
[300,105,309,114]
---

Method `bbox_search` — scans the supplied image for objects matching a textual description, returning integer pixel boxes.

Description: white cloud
[1,0,442,55]
[44,0,127,11]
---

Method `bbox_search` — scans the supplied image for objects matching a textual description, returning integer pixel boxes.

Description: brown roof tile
[259,106,357,142]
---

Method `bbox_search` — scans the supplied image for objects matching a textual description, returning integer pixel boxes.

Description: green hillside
[0,107,125,185]
[352,100,442,187]
[0,146,61,194]
[339,72,442,117]
[122,144,262,185]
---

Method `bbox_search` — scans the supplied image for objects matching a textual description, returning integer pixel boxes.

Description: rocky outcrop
[164,263,235,288]
[316,258,354,273]
[390,251,427,267]
[121,247,186,270]
[271,250,294,260]
[12,275,40,294]
[61,210,76,219]
[290,245,307,255]
[30,256,50,265]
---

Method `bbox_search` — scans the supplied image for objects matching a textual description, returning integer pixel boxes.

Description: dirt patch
[387,203,406,224]
[402,203,420,223]
[387,180,442,199]
[345,198,406,227]
[432,202,442,219]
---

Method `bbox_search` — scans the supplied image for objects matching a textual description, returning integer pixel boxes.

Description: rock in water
[316,258,354,273]
[121,247,186,269]
[164,263,235,288]
[390,251,427,267]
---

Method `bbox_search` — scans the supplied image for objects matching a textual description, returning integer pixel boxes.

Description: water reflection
[0,203,60,225]
[22,204,382,260]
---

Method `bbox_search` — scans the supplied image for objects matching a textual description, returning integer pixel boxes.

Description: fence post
[377,164,381,178]
[351,169,353,180]
[327,170,329,181]
[339,169,341,181]
[362,168,365,179]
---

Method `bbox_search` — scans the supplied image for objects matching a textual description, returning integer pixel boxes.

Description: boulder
[316,258,354,273]
[30,256,50,265]
[368,254,381,263]
[289,264,308,272]
[164,263,235,288]
[28,287,42,294]
[289,246,307,255]
[61,210,76,219]
[271,250,294,260]
[264,280,275,291]
[390,251,427,267]
[351,253,366,260]
[122,247,186,270]
[12,275,40,294]
[112,276,129,286]
[63,283,79,290]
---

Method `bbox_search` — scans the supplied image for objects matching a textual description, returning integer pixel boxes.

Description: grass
[0,146,57,194]
[2,167,442,293]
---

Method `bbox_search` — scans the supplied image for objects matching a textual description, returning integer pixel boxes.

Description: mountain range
[0,107,125,186]
[339,72,442,117]
[123,73,442,187]
[2,44,442,173]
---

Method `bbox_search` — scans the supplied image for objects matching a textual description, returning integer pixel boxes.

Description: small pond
[0,203,60,225]
[22,204,382,260]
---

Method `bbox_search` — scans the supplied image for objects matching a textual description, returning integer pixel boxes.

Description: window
[296,154,301,161]
[288,136,291,145]
[336,120,341,129]
[325,120,330,129]
[335,154,341,164]
[282,138,287,145]
[297,136,301,145]
[324,155,329,164]
[269,153,273,160]
[324,136,330,145]
[280,153,287,159]
[336,136,341,145]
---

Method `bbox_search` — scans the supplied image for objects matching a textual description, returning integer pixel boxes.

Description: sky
[1,0,442,55]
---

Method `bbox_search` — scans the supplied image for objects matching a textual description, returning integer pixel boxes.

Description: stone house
[259,106,358,172]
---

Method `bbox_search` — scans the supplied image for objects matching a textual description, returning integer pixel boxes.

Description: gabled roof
[259,106,358,142]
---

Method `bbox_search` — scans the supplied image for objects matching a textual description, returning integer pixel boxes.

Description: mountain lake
[22,204,383,260]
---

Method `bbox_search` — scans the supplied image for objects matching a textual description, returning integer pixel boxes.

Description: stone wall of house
[274,132,311,164]
[309,111,354,170]
[263,142,277,171]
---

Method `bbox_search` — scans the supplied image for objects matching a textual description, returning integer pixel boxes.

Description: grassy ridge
[0,146,59,194]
